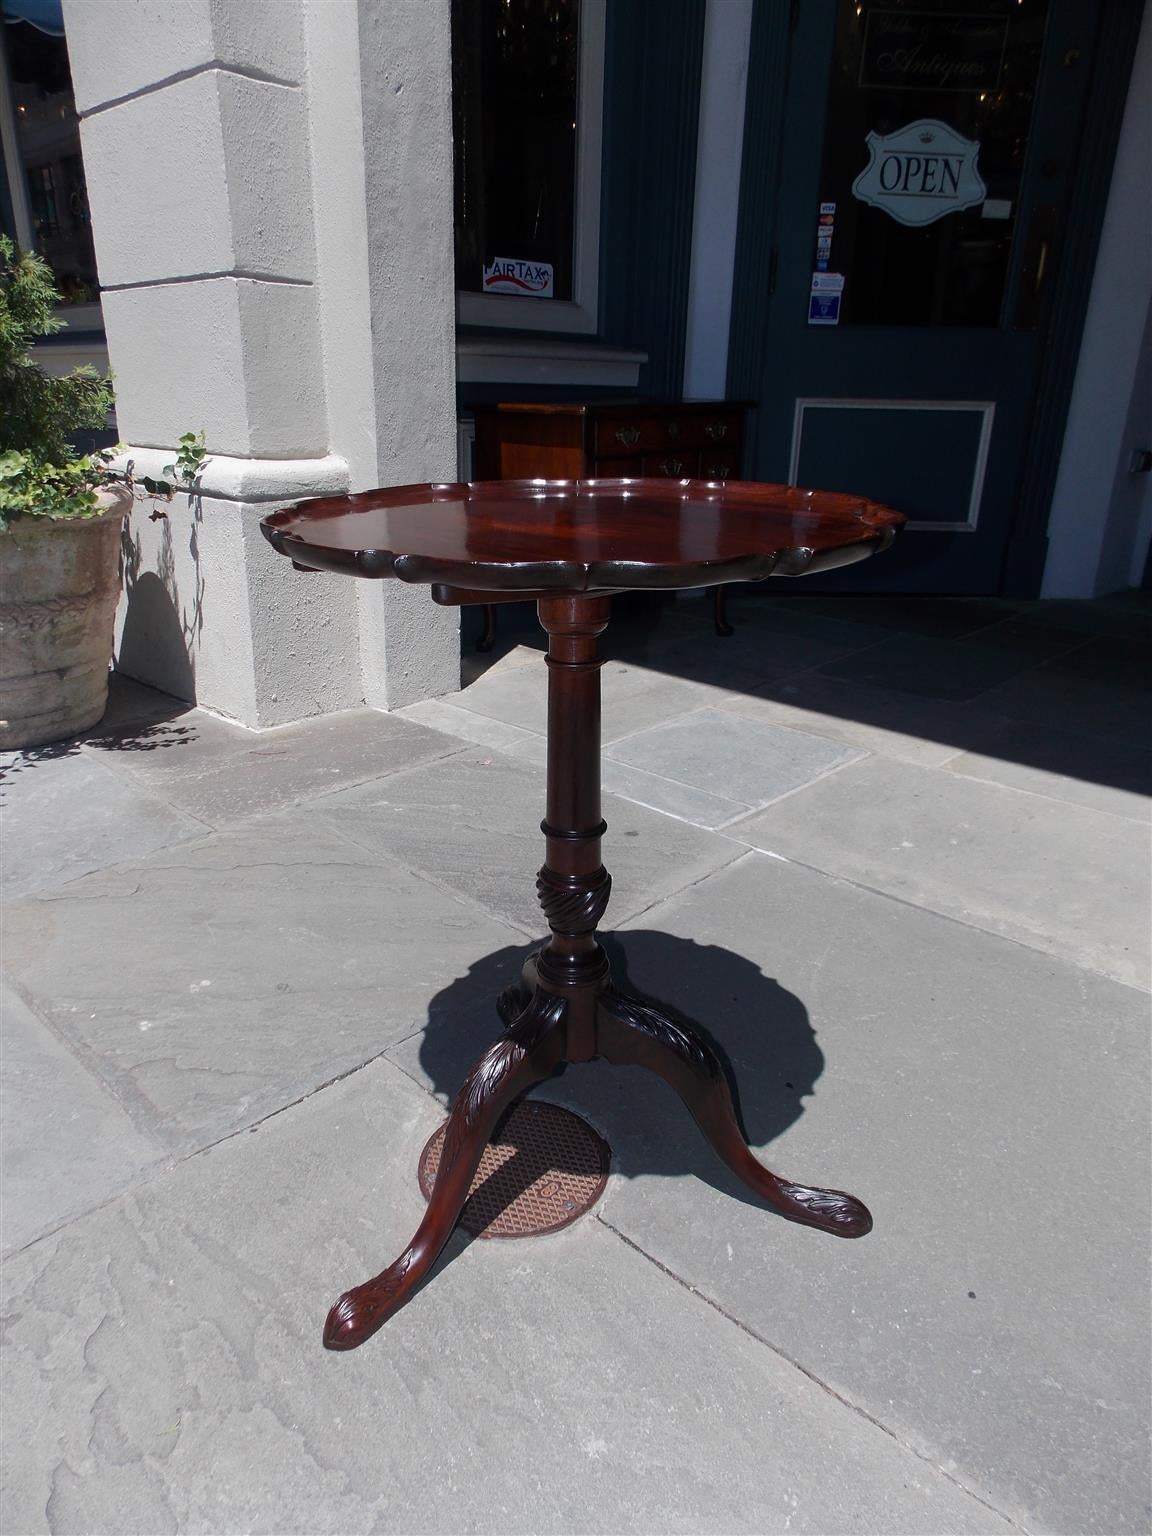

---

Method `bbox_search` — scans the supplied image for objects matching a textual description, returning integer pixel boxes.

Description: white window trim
[456,0,605,335]
[456,335,643,386]
[457,416,477,479]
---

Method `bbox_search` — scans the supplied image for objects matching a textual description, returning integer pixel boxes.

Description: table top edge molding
[260,477,904,593]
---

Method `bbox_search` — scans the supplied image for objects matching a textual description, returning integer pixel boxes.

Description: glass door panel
[815,0,1050,327]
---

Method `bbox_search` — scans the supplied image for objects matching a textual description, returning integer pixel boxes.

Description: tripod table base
[322,594,871,1355]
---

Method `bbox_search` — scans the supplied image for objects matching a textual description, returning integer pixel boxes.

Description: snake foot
[774,1182,873,1238]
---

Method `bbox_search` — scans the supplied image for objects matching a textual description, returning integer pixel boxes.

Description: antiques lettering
[873,42,989,90]
[860,11,1009,93]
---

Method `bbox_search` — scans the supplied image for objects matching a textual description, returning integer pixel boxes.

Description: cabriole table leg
[595,988,872,1237]
[323,991,566,1351]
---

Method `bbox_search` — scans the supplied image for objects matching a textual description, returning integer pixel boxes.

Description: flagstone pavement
[2,588,1149,1536]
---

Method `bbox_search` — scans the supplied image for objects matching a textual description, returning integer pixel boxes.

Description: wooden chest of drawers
[474,400,749,485]
[472,400,751,642]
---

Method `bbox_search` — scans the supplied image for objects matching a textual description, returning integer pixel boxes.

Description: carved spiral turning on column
[535,866,613,934]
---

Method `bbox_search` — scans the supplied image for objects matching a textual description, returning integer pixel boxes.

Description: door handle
[1034,240,1049,295]
[1014,205,1056,328]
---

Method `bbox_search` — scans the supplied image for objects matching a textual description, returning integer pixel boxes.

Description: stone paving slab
[748,594,1018,640]
[604,707,866,809]
[687,592,900,651]
[978,637,1152,750]
[718,673,1011,768]
[0,749,209,900]
[92,706,467,827]
[87,672,196,734]
[439,654,732,743]
[501,730,752,829]
[0,1055,1017,1536]
[398,695,539,753]
[726,755,1151,988]
[404,852,1147,1536]
[454,693,878,833]
[314,747,740,934]
[460,637,544,689]
[1008,594,1152,640]
[816,619,1088,702]
[602,604,874,693]
[1,982,167,1255]
[1,821,519,1154]
[944,720,1152,822]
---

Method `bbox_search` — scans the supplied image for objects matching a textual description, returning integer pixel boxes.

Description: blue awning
[1,0,65,37]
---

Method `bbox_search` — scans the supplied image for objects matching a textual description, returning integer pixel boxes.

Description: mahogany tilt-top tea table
[261,477,904,1352]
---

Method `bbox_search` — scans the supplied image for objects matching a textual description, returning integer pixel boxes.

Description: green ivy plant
[124,431,209,521]
[0,235,206,531]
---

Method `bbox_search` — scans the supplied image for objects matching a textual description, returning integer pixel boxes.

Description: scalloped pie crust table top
[261,476,904,590]
[260,478,903,1352]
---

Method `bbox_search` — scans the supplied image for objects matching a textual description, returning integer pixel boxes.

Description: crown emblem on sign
[919,130,935,143]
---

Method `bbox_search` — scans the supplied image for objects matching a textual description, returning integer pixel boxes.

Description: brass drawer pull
[615,427,640,447]
[707,463,731,479]
[658,459,685,476]
[704,422,728,440]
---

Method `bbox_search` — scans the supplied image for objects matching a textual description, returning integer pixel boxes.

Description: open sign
[852,119,985,227]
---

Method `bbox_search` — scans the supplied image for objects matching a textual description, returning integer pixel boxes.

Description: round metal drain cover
[417,1100,610,1239]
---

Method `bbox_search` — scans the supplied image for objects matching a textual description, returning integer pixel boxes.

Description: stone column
[314,0,462,710]
[62,0,459,726]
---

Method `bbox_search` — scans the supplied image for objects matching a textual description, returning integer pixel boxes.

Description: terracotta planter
[0,487,130,750]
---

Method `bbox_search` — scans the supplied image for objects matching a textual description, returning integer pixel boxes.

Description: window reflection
[452,0,580,303]
[817,0,1049,327]
[5,18,97,304]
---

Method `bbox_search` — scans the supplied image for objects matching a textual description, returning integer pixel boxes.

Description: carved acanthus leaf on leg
[323,992,566,1350]
[596,989,872,1240]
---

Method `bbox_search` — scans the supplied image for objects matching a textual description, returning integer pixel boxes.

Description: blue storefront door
[739,0,1118,593]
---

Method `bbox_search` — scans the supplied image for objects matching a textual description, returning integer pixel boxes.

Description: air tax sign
[482,258,554,298]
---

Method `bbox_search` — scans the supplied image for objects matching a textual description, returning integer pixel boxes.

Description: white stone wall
[328,0,461,710]
[63,0,460,725]
[1041,3,1152,599]
[682,0,754,401]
